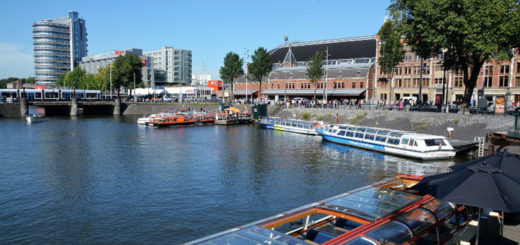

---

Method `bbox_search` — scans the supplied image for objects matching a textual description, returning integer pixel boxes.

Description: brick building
[234,33,520,106]
[234,36,377,102]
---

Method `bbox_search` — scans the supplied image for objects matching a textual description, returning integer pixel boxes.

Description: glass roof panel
[321,188,420,221]
[199,226,307,245]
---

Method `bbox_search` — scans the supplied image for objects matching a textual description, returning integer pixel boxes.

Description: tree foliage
[249,47,272,100]
[219,52,243,102]
[377,19,405,103]
[112,54,143,95]
[56,67,86,88]
[390,0,520,108]
[0,77,35,88]
[307,51,325,101]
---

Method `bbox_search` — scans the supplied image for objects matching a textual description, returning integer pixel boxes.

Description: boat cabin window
[364,133,375,141]
[356,128,366,133]
[401,138,410,145]
[387,137,401,145]
[348,127,357,131]
[355,132,365,139]
[375,135,387,143]
[366,129,377,134]
[408,139,417,147]
[346,131,355,137]
[376,130,390,136]
[342,236,378,245]
[421,200,456,221]
[338,130,346,136]
[339,126,347,130]
[396,208,436,235]
[364,221,413,245]
[424,139,446,147]
[389,132,403,138]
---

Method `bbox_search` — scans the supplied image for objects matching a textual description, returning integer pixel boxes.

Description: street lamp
[244,48,249,104]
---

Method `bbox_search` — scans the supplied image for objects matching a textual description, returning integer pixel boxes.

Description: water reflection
[0,118,472,244]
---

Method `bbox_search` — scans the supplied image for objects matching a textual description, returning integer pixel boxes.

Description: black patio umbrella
[413,151,520,213]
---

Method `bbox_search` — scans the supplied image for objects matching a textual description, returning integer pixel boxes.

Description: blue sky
[0,0,391,80]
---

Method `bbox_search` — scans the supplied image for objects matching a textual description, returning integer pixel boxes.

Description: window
[352,82,356,88]
[355,132,364,138]
[360,82,364,88]
[346,131,354,137]
[517,63,520,73]
[401,138,409,145]
[499,76,509,87]
[338,130,346,136]
[500,65,510,74]
[288,83,295,89]
[516,77,520,87]
[425,139,446,146]
[483,65,494,75]
[454,77,464,88]
[365,221,413,245]
[277,84,280,89]
[364,134,375,141]
[484,77,493,87]
[317,82,324,89]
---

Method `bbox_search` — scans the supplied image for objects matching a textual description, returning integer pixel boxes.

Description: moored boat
[186,174,476,245]
[317,124,456,160]
[26,114,44,124]
[258,117,322,135]
[147,115,197,127]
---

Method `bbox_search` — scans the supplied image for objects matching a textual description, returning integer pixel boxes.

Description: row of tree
[57,53,144,94]
[219,47,273,101]
[0,77,35,88]
[219,46,329,102]
[379,0,520,110]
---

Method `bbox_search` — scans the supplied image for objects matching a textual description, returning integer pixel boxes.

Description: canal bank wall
[123,103,221,115]
[273,108,514,141]
[0,103,21,118]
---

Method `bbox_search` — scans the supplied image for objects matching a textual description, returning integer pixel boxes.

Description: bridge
[0,99,126,117]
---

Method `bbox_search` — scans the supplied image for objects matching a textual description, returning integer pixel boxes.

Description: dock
[449,139,478,155]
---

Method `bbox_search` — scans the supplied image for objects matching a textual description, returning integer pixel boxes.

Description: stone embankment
[274,107,513,141]
[123,103,221,115]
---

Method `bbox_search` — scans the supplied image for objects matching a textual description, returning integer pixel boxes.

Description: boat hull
[26,115,43,124]
[320,133,455,160]
[273,125,318,135]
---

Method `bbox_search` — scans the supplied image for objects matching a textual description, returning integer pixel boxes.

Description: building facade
[143,46,192,86]
[235,36,377,101]
[374,43,520,106]
[79,49,155,88]
[33,11,87,84]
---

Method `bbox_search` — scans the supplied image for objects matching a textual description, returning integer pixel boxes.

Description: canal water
[0,116,471,244]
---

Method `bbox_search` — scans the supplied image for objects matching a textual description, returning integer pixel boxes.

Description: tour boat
[258,117,322,135]
[26,114,43,124]
[187,174,476,245]
[317,124,456,160]
[146,115,197,127]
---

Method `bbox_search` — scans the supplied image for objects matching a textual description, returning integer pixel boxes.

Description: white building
[191,74,211,86]
[144,46,192,86]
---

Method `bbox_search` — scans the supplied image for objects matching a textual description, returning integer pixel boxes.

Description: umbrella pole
[501,211,504,239]
[476,207,481,245]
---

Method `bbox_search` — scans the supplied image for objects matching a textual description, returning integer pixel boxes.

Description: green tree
[219,52,244,102]
[248,47,272,101]
[377,19,405,104]
[95,66,110,91]
[112,54,143,96]
[307,51,325,101]
[57,67,86,88]
[390,0,520,110]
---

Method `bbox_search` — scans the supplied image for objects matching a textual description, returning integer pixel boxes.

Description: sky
[0,0,391,80]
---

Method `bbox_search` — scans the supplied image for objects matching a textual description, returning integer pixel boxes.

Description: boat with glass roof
[186,174,476,245]
[316,124,456,160]
[258,117,322,135]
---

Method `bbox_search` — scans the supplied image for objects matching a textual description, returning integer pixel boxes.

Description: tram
[0,89,102,101]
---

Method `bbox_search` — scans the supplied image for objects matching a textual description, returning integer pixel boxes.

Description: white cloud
[0,42,34,78]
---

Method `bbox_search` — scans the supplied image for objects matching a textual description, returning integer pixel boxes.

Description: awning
[262,89,366,96]
[233,89,258,96]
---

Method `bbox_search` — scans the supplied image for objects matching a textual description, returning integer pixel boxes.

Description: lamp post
[418,57,423,106]
[323,46,329,103]
[244,48,249,104]
[110,60,113,99]
[284,71,287,105]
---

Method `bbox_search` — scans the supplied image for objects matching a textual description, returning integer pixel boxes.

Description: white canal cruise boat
[317,124,456,160]
[258,117,321,135]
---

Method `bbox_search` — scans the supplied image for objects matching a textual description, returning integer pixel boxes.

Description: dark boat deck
[449,139,478,154]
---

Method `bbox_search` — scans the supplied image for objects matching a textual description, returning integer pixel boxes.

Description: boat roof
[187,176,431,245]
[264,117,317,124]
[327,124,447,140]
